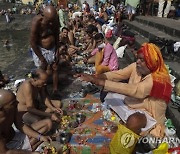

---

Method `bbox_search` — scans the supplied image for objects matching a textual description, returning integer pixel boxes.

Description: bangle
[37,133,42,141]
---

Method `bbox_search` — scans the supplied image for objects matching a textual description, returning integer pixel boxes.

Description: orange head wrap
[137,43,172,103]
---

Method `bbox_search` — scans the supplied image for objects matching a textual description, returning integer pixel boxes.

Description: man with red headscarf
[80,43,172,137]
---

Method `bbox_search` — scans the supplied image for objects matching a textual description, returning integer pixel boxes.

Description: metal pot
[59,132,72,144]
[76,113,86,124]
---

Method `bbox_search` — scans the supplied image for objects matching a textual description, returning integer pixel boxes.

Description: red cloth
[105,29,113,38]
[137,43,172,103]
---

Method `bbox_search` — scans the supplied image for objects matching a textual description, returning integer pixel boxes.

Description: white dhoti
[31,46,55,67]
[6,129,32,151]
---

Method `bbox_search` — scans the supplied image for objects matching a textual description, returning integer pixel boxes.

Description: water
[0,29,82,96]
[0,30,29,68]
[0,30,35,78]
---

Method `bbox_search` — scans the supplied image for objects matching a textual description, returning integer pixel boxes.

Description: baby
[126,112,147,135]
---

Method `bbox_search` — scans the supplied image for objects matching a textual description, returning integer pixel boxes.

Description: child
[126,112,147,135]
[110,112,147,154]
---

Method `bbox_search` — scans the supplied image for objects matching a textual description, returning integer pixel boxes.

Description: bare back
[16,80,39,112]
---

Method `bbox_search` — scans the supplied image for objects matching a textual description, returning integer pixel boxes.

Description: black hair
[61,27,69,32]
[94,33,104,40]
[30,71,40,79]
[107,2,112,5]
[86,24,98,34]
[88,15,95,21]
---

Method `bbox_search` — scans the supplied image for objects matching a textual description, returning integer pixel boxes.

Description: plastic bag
[116,45,127,58]
[153,142,169,154]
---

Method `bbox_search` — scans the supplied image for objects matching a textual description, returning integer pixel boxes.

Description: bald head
[43,5,57,21]
[0,89,15,107]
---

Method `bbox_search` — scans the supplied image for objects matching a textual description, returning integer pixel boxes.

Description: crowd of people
[0,5,35,23]
[90,0,180,21]
[0,0,178,153]
[1,0,180,24]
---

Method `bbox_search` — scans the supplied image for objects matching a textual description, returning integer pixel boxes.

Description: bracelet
[37,133,42,141]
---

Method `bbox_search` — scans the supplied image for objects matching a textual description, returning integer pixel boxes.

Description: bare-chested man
[59,27,80,56]
[16,69,61,125]
[30,5,59,94]
[0,89,52,153]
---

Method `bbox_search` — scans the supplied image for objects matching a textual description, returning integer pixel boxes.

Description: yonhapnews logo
[121,133,135,148]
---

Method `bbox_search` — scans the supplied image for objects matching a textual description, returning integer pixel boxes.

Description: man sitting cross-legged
[0,89,52,153]
[16,69,62,125]
[59,27,80,56]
